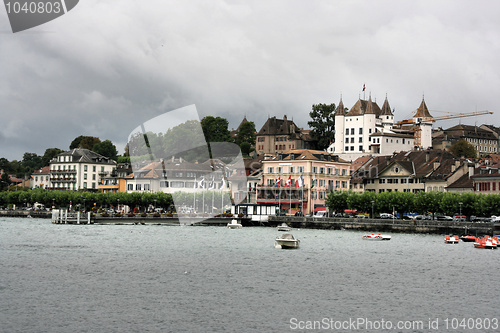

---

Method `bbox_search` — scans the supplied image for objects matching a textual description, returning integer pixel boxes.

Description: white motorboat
[276,222,291,231]
[275,233,300,249]
[362,233,391,241]
[227,219,242,229]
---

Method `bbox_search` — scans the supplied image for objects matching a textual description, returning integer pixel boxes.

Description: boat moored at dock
[227,219,242,229]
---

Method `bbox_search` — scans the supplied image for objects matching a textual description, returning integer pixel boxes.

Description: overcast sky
[1,0,499,161]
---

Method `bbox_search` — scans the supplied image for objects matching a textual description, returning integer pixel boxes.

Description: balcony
[50,177,77,183]
[51,169,77,174]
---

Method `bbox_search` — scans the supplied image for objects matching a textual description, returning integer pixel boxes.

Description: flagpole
[193,177,196,213]
[301,184,303,213]
[278,176,281,216]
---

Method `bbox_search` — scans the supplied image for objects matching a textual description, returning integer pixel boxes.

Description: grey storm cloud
[1,0,499,160]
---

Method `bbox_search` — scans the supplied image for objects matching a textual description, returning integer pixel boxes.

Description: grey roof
[55,148,116,165]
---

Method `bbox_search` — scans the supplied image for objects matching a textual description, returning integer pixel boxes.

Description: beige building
[31,166,51,189]
[257,149,351,215]
[353,149,469,193]
[433,124,498,156]
[255,115,312,155]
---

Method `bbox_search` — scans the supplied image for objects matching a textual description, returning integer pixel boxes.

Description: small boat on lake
[276,222,291,231]
[226,219,242,229]
[362,233,391,241]
[460,235,476,242]
[275,233,300,249]
[473,235,498,249]
[445,235,459,244]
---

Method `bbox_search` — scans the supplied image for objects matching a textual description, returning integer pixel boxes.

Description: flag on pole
[311,175,316,188]
[275,176,281,187]
[198,176,205,189]
[363,84,365,91]
[220,177,226,190]
[208,176,215,190]
[285,175,291,187]
[295,174,304,188]
[194,177,197,189]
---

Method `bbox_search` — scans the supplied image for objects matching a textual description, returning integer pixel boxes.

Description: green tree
[41,148,63,166]
[239,142,252,157]
[0,157,13,173]
[307,103,336,150]
[21,152,43,174]
[235,121,256,146]
[0,172,11,191]
[449,139,476,158]
[326,191,349,213]
[70,136,101,150]
[69,135,85,149]
[201,116,232,143]
[93,140,118,160]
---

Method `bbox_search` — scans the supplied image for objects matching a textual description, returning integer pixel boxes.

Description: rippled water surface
[1,218,498,332]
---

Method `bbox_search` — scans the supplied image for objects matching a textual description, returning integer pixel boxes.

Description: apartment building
[257,149,351,215]
[47,149,117,190]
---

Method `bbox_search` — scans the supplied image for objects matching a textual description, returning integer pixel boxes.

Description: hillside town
[2,96,499,216]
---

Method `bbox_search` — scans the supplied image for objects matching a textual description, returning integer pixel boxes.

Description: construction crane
[394,109,493,147]
[395,110,493,126]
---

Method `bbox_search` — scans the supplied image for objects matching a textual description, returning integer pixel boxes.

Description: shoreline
[271,216,500,236]
[2,210,499,235]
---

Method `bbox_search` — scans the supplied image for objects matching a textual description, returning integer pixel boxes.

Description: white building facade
[48,149,117,190]
[328,96,430,161]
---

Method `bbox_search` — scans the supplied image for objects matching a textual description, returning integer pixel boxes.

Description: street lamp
[371,200,374,219]
[117,199,120,213]
[459,202,463,216]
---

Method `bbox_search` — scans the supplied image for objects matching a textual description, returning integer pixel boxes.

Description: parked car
[470,216,491,222]
[453,215,466,221]
[355,214,367,219]
[379,213,395,219]
[414,215,431,220]
[434,215,453,221]
[314,211,328,218]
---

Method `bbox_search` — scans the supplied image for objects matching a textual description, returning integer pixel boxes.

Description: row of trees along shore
[326,191,500,218]
[0,189,173,212]
[2,188,500,218]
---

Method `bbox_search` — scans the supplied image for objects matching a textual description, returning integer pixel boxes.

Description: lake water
[1,218,499,332]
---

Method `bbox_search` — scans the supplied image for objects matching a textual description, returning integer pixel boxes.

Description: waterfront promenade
[1,210,498,235]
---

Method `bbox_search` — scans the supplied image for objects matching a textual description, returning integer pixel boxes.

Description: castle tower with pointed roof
[328,94,416,161]
[413,98,433,149]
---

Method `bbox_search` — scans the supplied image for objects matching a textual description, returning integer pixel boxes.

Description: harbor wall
[270,216,499,235]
